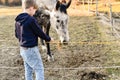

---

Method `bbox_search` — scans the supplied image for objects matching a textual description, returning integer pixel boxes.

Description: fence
[82,0,120,39]
[0,0,21,6]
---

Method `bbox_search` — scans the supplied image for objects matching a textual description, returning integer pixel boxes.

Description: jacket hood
[15,13,30,24]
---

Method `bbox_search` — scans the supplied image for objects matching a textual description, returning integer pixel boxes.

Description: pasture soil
[0,15,120,80]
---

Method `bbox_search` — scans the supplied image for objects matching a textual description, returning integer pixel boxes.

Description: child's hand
[50,38,54,42]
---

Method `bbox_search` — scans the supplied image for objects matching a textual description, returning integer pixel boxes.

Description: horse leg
[45,23,54,61]
[40,38,47,51]
[40,26,47,51]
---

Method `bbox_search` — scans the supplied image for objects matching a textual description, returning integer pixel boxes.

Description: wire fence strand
[0,66,120,69]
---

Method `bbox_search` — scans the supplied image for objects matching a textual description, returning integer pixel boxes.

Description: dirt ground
[0,1,120,80]
[0,14,120,80]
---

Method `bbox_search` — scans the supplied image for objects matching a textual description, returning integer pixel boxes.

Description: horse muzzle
[60,40,68,45]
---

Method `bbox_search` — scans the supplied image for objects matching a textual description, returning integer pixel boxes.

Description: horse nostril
[63,40,66,42]
[63,40,68,45]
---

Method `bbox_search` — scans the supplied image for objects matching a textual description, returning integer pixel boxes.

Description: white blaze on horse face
[50,10,69,43]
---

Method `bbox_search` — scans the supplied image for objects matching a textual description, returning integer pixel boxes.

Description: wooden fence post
[96,0,98,16]
[83,0,85,6]
[109,3,113,26]
[88,0,90,14]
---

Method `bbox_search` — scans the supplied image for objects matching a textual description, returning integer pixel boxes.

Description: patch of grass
[0,15,120,79]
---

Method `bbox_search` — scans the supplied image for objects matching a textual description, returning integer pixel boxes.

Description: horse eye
[57,20,60,23]
[41,14,44,18]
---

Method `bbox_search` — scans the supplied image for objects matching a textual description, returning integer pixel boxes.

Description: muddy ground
[0,15,120,80]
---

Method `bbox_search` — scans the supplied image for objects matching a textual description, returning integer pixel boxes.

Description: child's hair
[24,0,38,9]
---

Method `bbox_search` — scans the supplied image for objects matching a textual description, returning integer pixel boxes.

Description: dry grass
[0,15,120,79]
[0,6,22,16]
[0,2,120,79]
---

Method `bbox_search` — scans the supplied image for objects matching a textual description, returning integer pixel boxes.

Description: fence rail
[1,66,120,69]
[87,1,120,39]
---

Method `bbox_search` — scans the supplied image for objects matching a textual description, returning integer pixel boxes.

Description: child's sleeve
[31,18,51,41]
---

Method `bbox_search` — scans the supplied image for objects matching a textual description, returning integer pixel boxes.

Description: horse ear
[33,10,39,17]
[66,0,72,8]
[55,1,60,10]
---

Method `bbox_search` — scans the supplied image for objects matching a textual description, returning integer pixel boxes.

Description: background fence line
[0,40,120,44]
[87,1,120,39]
[29,40,120,45]
[1,66,120,69]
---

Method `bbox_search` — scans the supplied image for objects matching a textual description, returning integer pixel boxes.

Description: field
[0,2,120,80]
[0,15,120,80]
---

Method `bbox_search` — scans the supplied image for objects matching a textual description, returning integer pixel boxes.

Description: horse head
[34,7,50,26]
[50,1,70,44]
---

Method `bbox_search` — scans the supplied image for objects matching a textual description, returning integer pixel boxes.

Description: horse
[22,0,72,61]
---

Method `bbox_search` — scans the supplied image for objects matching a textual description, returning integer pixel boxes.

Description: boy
[15,0,52,80]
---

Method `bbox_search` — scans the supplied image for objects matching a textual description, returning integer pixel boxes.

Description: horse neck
[36,0,57,11]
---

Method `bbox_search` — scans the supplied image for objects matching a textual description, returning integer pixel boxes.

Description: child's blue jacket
[15,13,51,47]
